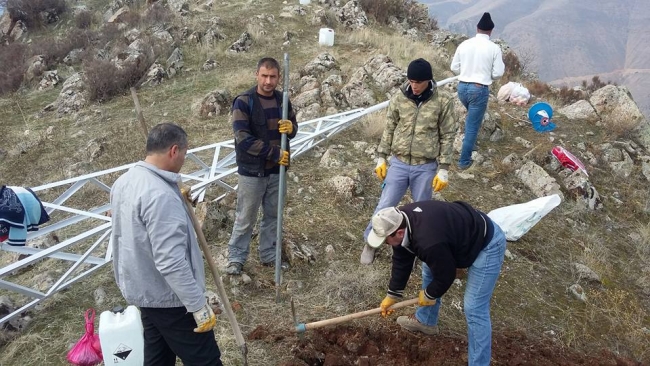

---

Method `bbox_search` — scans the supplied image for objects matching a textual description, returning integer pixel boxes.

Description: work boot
[360,244,376,265]
[261,260,290,270]
[397,315,439,335]
[457,160,475,172]
[225,262,243,275]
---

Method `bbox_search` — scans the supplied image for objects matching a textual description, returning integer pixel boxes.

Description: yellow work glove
[278,119,293,135]
[432,169,448,192]
[192,303,216,333]
[179,184,197,206]
[418,290,437,306]
[278,150,290,166]
[375,157,387,181]
[380,295,398,318]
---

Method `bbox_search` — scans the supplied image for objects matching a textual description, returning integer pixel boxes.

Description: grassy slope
[1,1,649,365]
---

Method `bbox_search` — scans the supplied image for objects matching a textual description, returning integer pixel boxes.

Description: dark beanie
[407,58,433,81]
[477,12,494,31]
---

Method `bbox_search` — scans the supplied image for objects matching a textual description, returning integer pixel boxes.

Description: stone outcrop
[301,53,339,77]
[336,0,368,29]
[558,100,598,120]
[51,73,88,115]
[166,47,184,77]
[193,89,232,118]
[516,161,564,199]
[341,54,405,108]
[227,32,253,53]
[590,85,644,123]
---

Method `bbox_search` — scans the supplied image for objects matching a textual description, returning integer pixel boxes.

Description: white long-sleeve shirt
[451,34,505,86]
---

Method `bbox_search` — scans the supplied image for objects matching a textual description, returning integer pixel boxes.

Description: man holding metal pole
[226,57,298,276]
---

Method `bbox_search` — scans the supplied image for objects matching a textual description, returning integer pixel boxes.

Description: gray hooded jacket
[110,161,206,312]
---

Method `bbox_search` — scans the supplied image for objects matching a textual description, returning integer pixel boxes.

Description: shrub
[29,29,93,66]
[558,86,583,105]
[502,51,523,82]
[74,10,92,29]
[0,43,28,95]
[83,53,152,102]
[4,0,67,27]
[141,2,172,27]
[525,80,552,98]
[359,0,438,32]
[582,75,615,93]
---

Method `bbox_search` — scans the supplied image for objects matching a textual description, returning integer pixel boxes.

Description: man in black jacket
[368,200,506,366]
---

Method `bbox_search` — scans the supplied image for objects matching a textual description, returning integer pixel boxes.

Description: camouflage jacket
[377,81,457,168]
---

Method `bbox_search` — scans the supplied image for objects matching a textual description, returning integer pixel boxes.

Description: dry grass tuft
[359,114,386,141]
[344,29,450,77]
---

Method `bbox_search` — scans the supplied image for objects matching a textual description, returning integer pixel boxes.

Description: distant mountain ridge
[421,0,650,119]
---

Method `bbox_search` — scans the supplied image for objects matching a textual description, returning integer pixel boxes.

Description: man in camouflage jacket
[361,58,457,264]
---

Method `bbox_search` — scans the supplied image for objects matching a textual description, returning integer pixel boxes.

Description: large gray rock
[227,32,252,53]
[589,85,644,123]
[572,263,601,283]
[558,100,598,120]
[336,0,368,29]
[143,62,167,87]
[296,103,321,121]
[0,296,32,347]
[38,71,61,91]
[166,48,184,77]
[478,112,500,140]
[301,53,339,77]
[293,88,321,109]
[516,161,564,199]
[107,6,130,23]
[54,73,88,115]
[112,40,152,70]
[609,150,634,178]
[24,55,46,83]
[502,153,523,170]
[320,74,347,109]
[340,54,405,108]
[193,89,232,118]
[319,146,345,168]
[63,48,84,66]
[327,176,358,199]
[168,0,190,15]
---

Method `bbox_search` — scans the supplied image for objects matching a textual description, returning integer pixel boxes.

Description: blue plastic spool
[528,102,557,132]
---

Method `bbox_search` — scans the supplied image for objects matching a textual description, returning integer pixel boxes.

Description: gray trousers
[227,174,280,264]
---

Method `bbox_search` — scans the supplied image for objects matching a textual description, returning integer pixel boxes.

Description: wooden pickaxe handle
[295,298,419,333]
[179,185,248,366]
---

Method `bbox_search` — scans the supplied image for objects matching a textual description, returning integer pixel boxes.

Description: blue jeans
[457,82,490,169]
[417,223,506,366]
[228,174,281,264]
[364,156,438,241]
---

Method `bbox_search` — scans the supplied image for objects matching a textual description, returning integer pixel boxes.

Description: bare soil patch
[250,324,643,366]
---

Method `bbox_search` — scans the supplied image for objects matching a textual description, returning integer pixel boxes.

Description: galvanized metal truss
[0,76,458,325]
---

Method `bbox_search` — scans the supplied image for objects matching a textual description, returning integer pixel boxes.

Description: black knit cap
[407,58,433,82]
[477,12,494,31]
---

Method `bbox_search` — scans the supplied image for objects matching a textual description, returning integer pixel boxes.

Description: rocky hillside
[1,0,649,365]
[422,0,650,119]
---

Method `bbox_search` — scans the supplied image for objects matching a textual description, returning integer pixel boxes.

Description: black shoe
[261,260,289,270]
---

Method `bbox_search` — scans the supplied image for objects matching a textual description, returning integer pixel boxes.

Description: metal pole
[275,53,290,303]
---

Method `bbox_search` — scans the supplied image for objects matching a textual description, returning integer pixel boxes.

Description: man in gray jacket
[110,123,222,366]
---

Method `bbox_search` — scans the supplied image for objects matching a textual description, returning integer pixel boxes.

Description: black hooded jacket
[386,200,495,300]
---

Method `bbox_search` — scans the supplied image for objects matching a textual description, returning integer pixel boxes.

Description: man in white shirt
[450,12,505,170]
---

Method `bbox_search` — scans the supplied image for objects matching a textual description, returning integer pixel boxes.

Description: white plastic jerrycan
[99,305,144,365]
[318,28,335,46]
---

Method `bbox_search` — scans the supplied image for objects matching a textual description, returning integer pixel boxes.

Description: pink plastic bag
[67,309,103,366]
